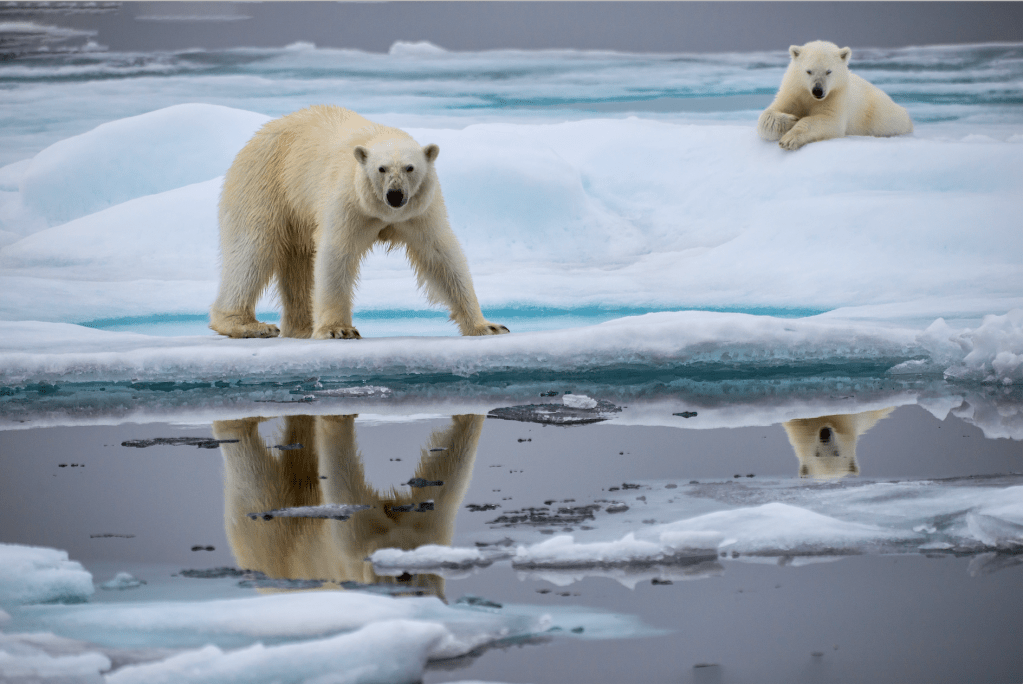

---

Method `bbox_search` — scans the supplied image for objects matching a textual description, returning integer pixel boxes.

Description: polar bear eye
[405,165,414,173]
[378,166,386,173]
[806,70,812,75]
[826,69,832,75]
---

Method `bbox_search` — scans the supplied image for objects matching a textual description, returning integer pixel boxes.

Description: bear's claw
[468,322,510,336]
[316,326,362,340]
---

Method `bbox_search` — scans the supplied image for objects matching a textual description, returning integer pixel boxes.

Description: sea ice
[370,544,497,572]
[0,544,94,606]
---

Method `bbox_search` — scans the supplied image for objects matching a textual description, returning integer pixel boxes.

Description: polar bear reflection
[783,408,894,479]
[213,414,483,597]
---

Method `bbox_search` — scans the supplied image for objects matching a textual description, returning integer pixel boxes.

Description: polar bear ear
[789,45,801,59]
[838,47,851,63]
[423,144,439,163]
[353,146,370,165]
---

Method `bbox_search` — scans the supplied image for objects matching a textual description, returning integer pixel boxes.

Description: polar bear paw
[778,131,809,151]
[466,321,510,336]
[314,325,362,340]
[758,111,798,141]
[211,319,280,339]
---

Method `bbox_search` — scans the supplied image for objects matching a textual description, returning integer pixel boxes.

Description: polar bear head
[782,408,893,479]
[788,40,851,101]
[354,135,440,216]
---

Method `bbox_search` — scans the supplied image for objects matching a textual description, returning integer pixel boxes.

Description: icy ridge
[2,310,1022,388]
[0,544,94,607]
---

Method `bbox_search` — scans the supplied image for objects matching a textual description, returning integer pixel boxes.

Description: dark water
[1,402,1021,682]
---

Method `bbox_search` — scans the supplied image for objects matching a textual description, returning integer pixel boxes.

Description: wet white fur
[758,40,913,150]
[210,105,508,339]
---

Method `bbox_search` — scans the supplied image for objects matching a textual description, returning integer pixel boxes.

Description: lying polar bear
[758,40,913,150]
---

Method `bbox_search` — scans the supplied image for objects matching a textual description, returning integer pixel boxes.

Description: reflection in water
[783,408,894,479]
[212,414,484,599]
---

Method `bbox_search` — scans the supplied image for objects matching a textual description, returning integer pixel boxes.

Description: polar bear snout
[818,427,832,443]
[386,188,406,208]
[812,83,826,99]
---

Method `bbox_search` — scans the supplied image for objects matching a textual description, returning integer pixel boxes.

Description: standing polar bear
[758,40,913,150]
[210,105,509,339]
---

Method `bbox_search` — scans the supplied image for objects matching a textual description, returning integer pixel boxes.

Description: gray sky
[7,2,1023,55]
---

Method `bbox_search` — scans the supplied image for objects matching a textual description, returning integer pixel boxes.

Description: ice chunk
[105,620,449,684]
[99,572,145,591]
[0,544,94,606]
[370,544,501,572]
[513,532,719,569]
[655,502,905,555]
[562,394,598,409]
[0,632,110,683]
[942,310,1023,384]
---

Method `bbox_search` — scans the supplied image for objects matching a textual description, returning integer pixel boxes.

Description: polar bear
[783,407,894,479]
[214,414,484,597]
[758,40,913,150]
[209,105,508,339]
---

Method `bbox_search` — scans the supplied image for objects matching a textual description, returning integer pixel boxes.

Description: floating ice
[369,544,498,572]
[104,620,451,684]
[512,531,721,568]
[562,394,598,409]
[99,572,145,591]
[0,544,94,606]
[0,631,110,684]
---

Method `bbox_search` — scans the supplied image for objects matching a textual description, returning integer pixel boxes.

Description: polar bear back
[844,72,914,138]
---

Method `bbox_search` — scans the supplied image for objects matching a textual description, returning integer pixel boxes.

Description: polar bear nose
[812,85,825,99]
[819,427,832,443]
[386,189,405,208]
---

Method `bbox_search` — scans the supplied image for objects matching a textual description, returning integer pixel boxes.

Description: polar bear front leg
[402,221,509,336]
[778,114,844,150]
[311,234,370,340]
[757,109,799,141]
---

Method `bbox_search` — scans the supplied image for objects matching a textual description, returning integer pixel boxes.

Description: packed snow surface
[0,41,1021,395]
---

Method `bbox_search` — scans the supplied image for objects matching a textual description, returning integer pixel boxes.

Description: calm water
[2,400,1021,682]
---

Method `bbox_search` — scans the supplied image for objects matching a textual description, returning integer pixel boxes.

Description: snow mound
[19,104,268,225]
[933,310,1023,384]
[0,544,94,606]
[388,40,448,57]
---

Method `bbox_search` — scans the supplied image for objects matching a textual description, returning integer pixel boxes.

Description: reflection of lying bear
[783,408,894,479]
[213,414,483,597]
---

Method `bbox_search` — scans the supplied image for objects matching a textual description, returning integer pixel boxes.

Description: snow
[0,632,109,684]
[18,104,269,226]
[2,111,1021,324]
[2,559,652,680]
[358,481,1023,588]
[0,544,94,607]
[99,573,145,591]
[562,394,598,409]
[104,621,451,684]
[0,44,1020,398]
[370,544,493,572]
